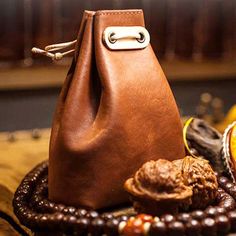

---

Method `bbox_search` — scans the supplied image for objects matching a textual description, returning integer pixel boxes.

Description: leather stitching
[96,11,142,16]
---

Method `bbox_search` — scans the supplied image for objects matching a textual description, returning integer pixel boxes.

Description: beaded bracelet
[13,161,236,235]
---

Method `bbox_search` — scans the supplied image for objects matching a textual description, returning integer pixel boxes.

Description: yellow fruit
[230,124,236,161]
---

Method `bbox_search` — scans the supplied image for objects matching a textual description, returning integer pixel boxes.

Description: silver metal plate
[103,26,150,50]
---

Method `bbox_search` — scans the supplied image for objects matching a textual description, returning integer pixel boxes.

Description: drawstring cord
[31,40,77,60]
[31,31,143,60]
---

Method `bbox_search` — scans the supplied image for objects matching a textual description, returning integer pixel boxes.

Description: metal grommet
[108,32,117,44]
[137,32,145,43]
[103,26,150,50]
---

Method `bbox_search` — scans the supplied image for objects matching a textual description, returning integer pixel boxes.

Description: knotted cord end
[31,40,77,60]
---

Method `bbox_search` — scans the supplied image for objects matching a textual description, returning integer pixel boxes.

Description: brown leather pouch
[49,9,185,210]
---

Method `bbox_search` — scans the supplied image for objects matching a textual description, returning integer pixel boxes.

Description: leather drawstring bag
[41,9,185,210]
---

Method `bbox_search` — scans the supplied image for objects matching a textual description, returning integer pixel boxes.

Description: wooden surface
[1,60,236,90]
[0,65,67,90]
[0,129,50,235]
[0,218,20,236]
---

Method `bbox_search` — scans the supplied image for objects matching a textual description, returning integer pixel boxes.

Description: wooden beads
[12,162,236,235]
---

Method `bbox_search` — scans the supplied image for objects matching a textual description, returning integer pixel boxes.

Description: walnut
[124,159,192,216]
[173,156,218,209]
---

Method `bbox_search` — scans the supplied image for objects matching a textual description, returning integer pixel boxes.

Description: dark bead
[18,188,29,197]
[221,194,235,210]
[17,187,27,197]
[229,185,236,198]
[218,176,229,186]
[67,215,77,224]
[215,215,230,234]
[90,218,105,235]
[34,190,41,196]
[39,186,47,196]
[215,206,226,215]
[36,185,44,192]
[105,219,119,236]
[67,207,76,214]
[226,182,234,190]
[161,214,175,224]
[42,201,50,212]
[217,188,225,194]
[14,195,24,203]
[34,170,41,176]
[14,201,23,209]
[17,206,27,215]
[118,215,129,222]
[54,212,64,222]
[185,219,201,236]
[48,202,56,211]
[217,190,227,201]
[48,202,54,208]
[62,207,69,214]
[191,210,205,220]
[75,209,87,217]
[228,211,236,232]
[149,221,167,236]
[37,200,45,208]
[52,205,59,212]
[22,210,29,218]
[25,212,34,221]
[205,206,218,217]
[168,221,185,236]
[41,177,48,184]
[176,213,191,223]
[101,213,114,221]
[32,196,41,205]
[75,217,90,234]
[33,214,39,221]
[30,176,37,183]
[57,204,65,212]
[201,218,217,236]
[86,210,99,219]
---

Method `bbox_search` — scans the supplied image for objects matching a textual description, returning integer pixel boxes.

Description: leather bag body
[49,9,185,210]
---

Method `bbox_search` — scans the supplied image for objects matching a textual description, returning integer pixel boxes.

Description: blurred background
[0,0,236,132]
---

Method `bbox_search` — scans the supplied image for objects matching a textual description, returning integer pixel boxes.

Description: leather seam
[96,11,142,16]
